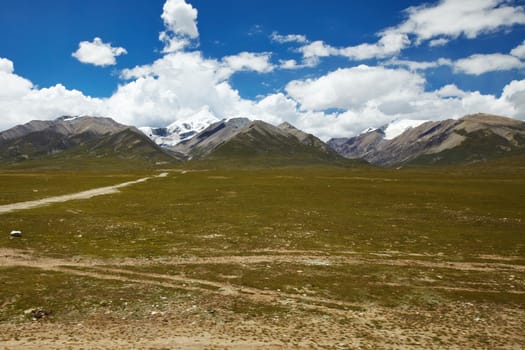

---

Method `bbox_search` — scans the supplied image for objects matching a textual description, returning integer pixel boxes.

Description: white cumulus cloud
[390,0,525,44]
[339,33,410,60]
[160,0,199,53]
[0,57,104,130]
[296,32,410,64]
[299,41,338,59]
[72,37,127,67]
[285,65,425,111]
[0,57,15,73]
[0,58,33,99]
[222,52,274,74]
[278,59,317,70]
[501,79,525,119]
[162,0,198,38]
[511,40,525,59]
[436,84,467,98]
[107,51,253,127]
[454,53,525,75]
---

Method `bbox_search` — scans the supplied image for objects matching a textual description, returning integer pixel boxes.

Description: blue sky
[1,0,525,139]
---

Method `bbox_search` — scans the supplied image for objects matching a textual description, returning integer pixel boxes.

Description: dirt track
[1,249,524,302]
[0,173,168,215]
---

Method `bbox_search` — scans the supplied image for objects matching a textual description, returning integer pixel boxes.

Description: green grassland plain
[0,161,524,349]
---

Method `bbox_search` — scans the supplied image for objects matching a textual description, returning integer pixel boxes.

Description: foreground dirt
[1,248,524,349]
[2,304,523,350]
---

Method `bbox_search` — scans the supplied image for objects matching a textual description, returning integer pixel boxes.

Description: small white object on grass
[10,230,22,238]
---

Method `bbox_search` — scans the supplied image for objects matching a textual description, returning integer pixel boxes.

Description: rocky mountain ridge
[169,118,343,163]
[328,114,525,166]
[0,116,175,164]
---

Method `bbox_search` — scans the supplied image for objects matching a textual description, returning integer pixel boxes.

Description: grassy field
[0,171,147,205]
[0,161,524,348]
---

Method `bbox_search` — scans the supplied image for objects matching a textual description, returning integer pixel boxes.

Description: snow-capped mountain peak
[139,108,220,147]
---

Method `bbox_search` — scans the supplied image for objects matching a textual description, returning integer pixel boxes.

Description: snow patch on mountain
[360,127,378,134]
[139,108,220,147]
[383,119,429,140]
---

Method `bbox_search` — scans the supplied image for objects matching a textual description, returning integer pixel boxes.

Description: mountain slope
[171,118,351,166]
[328,114,525,166]
[278,122,336,154]
[328,129,386,162]
[0,116,178,166]
[80,128,177,161]
[170,118,251,159]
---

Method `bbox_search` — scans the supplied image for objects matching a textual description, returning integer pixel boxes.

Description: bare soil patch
[1,248,524,349]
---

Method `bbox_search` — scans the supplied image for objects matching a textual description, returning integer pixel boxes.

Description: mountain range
[0,115,346,167]
[167,117,345,165]
[328,114,525,166]
[0,113,523,168]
